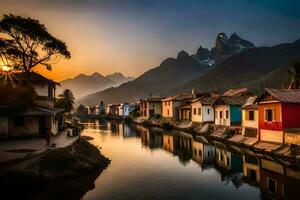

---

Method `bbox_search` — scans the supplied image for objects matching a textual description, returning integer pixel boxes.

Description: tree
[55,89,75,113]
[283,62,300,89]
[0,14,70,81]
[75,104,88,116]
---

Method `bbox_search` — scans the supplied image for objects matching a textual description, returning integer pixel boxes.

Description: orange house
[255,89,300,144]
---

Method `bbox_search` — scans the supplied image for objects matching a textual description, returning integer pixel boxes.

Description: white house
[191,97,215,123]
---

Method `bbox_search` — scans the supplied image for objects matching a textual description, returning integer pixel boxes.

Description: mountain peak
[177,50,189,59]
[91,72,104,78]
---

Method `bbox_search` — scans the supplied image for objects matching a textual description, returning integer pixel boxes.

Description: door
[39,116,47,137]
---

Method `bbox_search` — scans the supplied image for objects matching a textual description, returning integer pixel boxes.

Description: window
[194,108,197,115]
[194,149,197,155]
[165,102,167,106]
[168,101,171,106]
[219,111,223,119]
[226,110,229,119]
[208,151,210,157]
[249,110,255,121]
[167,109,169,116]
[207,108,210,115]
[198,150,202,155]
[48,86,53,98]
[265,109,274,122]
[198,108,201,115]
[14,116,25,127]
[268,178,277,193]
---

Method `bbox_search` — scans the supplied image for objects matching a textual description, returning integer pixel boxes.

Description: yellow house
[161,93,194,119]
[242,96,259,138]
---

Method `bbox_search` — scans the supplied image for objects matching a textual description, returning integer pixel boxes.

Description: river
[77,119,300,200]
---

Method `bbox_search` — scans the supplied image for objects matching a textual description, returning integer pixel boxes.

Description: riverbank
[132,117,300,162]
[0,138,110,196]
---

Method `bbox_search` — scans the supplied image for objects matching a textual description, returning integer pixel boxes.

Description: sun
[1,65,11,72]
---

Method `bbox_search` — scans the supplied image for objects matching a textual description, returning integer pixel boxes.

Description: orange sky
[1,0,300,81]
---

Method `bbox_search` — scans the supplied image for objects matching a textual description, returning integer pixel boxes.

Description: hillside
[181,39,300,93]
[58,72,134,98]
[77,52,210,105]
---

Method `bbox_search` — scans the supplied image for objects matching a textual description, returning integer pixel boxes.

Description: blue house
[213,96,247,126]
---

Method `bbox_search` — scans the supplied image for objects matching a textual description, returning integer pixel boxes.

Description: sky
[0,0,300,81]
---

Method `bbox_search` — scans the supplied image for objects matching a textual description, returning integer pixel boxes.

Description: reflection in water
[81,120,300,200]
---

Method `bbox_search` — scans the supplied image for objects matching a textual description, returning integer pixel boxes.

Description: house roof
[15,107,64,116]
[162,93,194,101]
[192,97,216,105]
[177,104,192,109]
[213,96,248,106]
[242,96,258,109]
[147,96,163,102]
[0,72,60,86]
[223,88,250,96]
[256,88,300,103]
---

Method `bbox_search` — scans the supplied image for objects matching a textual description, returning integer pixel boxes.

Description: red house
[255,89,300,144]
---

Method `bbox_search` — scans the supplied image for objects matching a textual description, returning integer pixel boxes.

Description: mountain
[210,32,255,64]
[59,72,134,98]
[192,32,254,66]
[181,39,300,94]
[77,33,300,106]
[105,72,134,84]
[77,51,211,105]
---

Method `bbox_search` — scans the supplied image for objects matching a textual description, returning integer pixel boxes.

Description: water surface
[81,120,300,200]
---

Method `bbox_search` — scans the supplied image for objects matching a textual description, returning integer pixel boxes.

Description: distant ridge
[59,72,134,98]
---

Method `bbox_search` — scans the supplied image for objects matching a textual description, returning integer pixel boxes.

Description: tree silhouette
[55,89,75,113]
[283,61,300,89]
[0,14,70,80]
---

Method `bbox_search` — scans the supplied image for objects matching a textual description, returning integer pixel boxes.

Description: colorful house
[191,97,215,123]
[161,93,194,119]
[242,96,259,138]
[118,103,130,117]
[0,72,64,138]
[254,89,300,144]
[213,96,247,126]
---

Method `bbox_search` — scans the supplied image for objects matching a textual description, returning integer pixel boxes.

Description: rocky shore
[0,138,110,197]
[132,117,300,162]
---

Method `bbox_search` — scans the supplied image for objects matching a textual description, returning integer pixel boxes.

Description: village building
[190,97,215,123]
[0,72,64,138]
[254,89,300,144]
[105,104,120,116]
[213,96,248,126]
[118,103,130,117]
[146,96,162,118]
[161,93,195,119]
[242,96,259,138]
[177,104,192,120]
[140,99,147,118]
